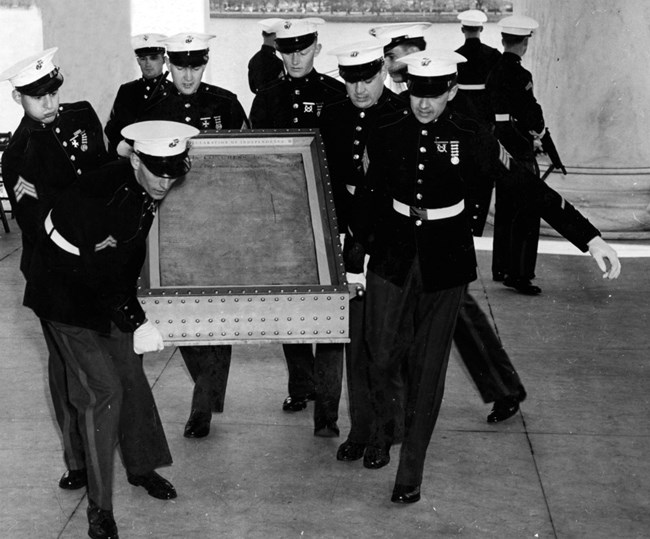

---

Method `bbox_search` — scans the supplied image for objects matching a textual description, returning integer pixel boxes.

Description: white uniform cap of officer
[400,50,467,97]
[0,47,63,96]
[131,33,167,56]
[368,22,432,53]
[498,15,539,37]
[265,17,325,53]
[121,121,199,178]
[328,39,388,82]
[457,10,488,27]
[160,32,216,67]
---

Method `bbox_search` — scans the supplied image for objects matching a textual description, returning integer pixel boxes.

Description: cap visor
[139,152,192,178]
[17,71,64,96]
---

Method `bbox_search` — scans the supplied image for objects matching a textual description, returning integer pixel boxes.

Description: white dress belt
[392,199,465,221]
[45,210,80,256]
[494,113,511,122]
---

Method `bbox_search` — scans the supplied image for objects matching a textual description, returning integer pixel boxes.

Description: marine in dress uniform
[368,22,431,94]
[141,32,248,439]
[249,18,346,130]
[104,33,172,157]
[355,50,620,504]
[320,39,409,463]
[247,21,284,94]
[486,15,546,294]
[249,18,347,437]
[0,48,109,493]
[26,121,197,539]
[453,10,502,125]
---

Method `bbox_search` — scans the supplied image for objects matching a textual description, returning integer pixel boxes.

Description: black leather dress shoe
[127,471,177,500]
[503,277,542,295]
[87,500,118,539]
[488,384,526,423]
[391,483,421,504]
[363,446,391,469]
[336,440,366,461]
[282,395,308,412]
[314,421,340,438]
[183,409,211,438]
[59,468,87,490]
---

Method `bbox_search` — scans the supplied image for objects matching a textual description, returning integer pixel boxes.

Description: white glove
[116,139,134,158]
[133,320,164,354]
[346,272,366,295]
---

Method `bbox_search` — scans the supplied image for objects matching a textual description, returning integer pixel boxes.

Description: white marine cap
[121,121,199,177]
[328,39,389,82]
[131,33,168,55]
[400,50,466,97]
[0,47,63,96]
[368,22,432,51]
[160,32,216,66]
[267,17,325,53]
[457,10,488,27]
[258,18,282,33]
[498,15,539,36]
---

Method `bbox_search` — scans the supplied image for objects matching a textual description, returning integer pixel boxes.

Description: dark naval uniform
[25,159,173,509]
[249,70,345,128]
[1,101,108,477]
[319,88,409,447]
[486,51,545,281]
[454,37,501,125]
[358,107,599,488]
[247,44,284,94]
[249,68,345,429]
[142,82,248,131]
[104,73,171,155]
[144,83,247,433]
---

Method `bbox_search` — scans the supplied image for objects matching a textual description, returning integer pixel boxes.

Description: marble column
[515,0,650,238]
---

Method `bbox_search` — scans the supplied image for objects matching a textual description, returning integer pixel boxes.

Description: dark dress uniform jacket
[486,51,545,160]
[319,88,409,272]
[25,160,156,334]
[358,108,599,292]
[249,70,345,128]
[104,73,172,155]
[454,38,501,125]
[247,44,284,94]
[1,102,108,276]
[142,82,248,130]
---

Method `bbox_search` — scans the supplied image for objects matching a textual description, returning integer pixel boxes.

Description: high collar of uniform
[23,109,61,130]
[286,69,317,85]
[503,51,522,63]
[141,73,166,85]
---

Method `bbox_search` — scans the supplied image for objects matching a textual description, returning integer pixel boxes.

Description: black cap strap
[15,67,64,97]
[339,58,384,83]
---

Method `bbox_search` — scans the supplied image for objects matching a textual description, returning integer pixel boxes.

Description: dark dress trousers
[25,160,173,509]
[357,107,599,486]
[319,88,409,444]
[249,68,346,425]
[487,51,546,280]
[2,102,108,474]
[142,81,248,416]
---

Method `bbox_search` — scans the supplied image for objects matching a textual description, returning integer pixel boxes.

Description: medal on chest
[69,129,89,152]
[434,139,460,165]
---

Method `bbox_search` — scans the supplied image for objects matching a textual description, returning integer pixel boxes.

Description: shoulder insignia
[498,143,512,170]
[13,176,38,202]
[94,235,117,252]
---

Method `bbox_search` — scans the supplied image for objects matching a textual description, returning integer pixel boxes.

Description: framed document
[138,130,349,345]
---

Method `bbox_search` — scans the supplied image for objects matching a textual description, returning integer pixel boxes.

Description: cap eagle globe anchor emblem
[284,21,292,29]
[169,138,179,148]
[351,51,359,57]
[185,35,193,44]
[36,59,43,70]
[421,58,431,66]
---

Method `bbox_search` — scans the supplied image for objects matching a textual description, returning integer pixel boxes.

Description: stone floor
[0,226,648,539]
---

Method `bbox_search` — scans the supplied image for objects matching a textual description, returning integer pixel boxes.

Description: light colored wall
[516,0,650,236]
